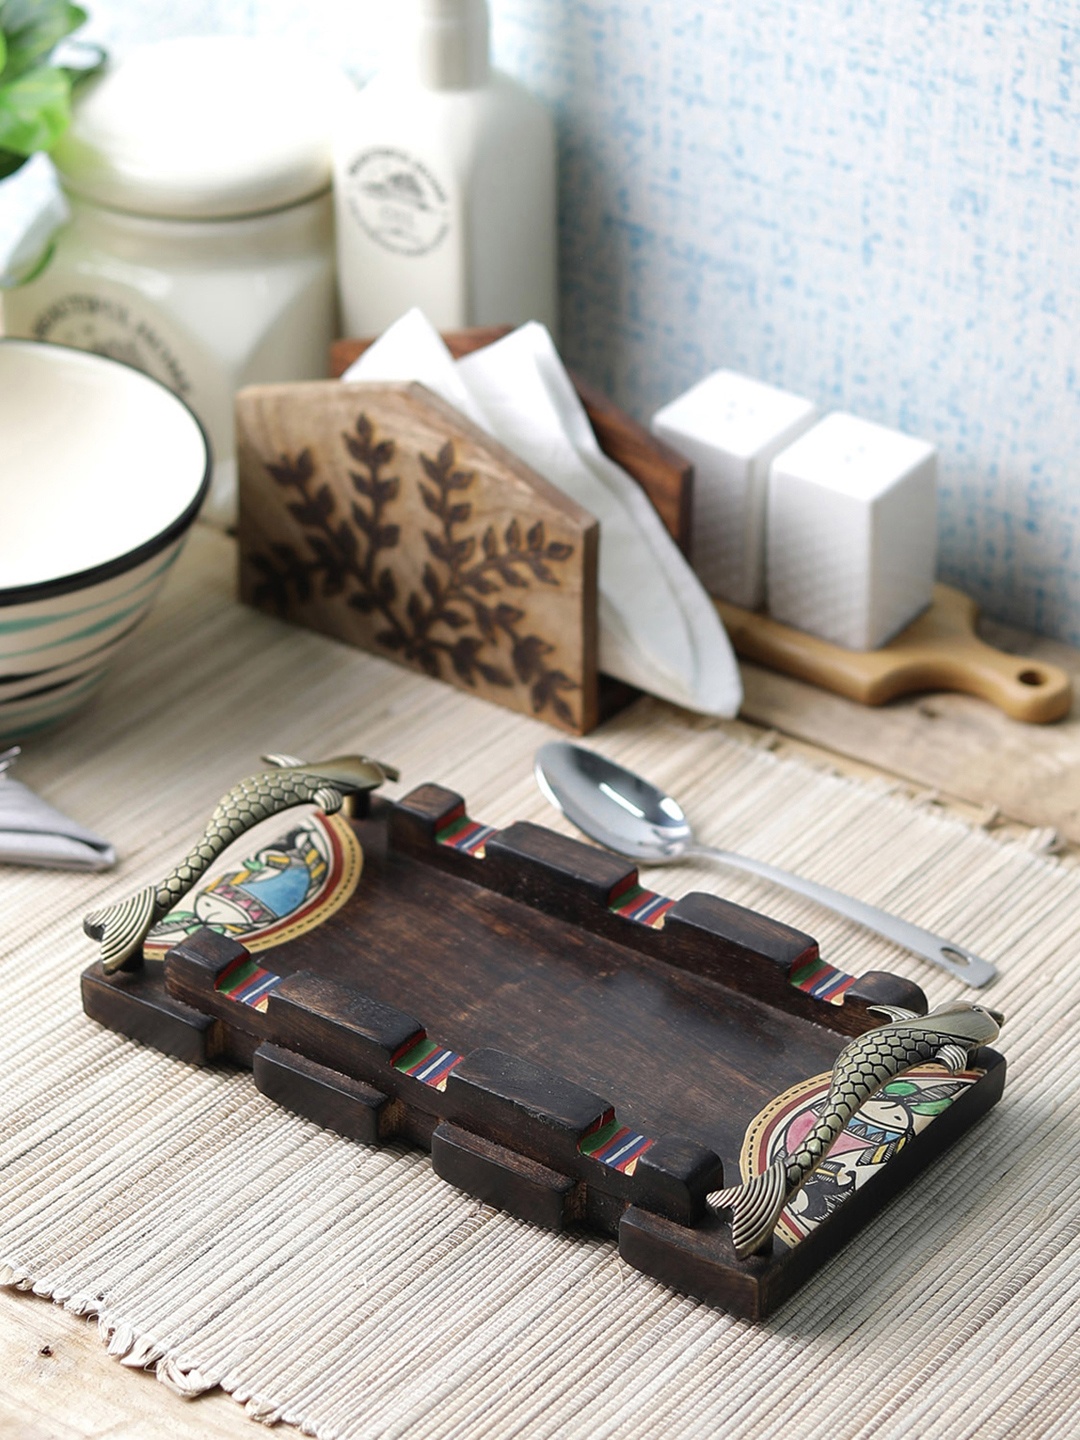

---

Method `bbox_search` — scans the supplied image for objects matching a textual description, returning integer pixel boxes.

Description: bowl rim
[0,337,212,608]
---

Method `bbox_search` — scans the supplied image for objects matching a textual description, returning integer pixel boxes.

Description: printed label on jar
[29,293,194,397]
[345,148,451,257]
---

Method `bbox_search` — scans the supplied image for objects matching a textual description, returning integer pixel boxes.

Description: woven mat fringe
[3,534,1079,1440]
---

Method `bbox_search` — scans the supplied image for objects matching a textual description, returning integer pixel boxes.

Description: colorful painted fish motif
[84,752,397,972]
[710,1000,1004,1259]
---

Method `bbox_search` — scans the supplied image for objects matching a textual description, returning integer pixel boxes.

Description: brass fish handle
[84,752,397,973]
[710,1000,1004,1259]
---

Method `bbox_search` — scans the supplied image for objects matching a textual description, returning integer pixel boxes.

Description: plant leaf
[477,661,513,687]
[419,484,443,516]
[416,646,441,678]
[0,146,25,179]
[472,601,495,641]
[423,530,451,562]
[377,567,397,602]
[1,2,87,84]
[0,66,71,155]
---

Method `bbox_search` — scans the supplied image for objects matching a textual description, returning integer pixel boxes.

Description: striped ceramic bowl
[1,339,210,741]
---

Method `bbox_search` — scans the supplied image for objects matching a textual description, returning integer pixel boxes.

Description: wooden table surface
[3,523,1078,1438]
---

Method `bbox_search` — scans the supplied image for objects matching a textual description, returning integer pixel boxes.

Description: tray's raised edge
[619,1046,1007,1320]
[386,783,927,1034]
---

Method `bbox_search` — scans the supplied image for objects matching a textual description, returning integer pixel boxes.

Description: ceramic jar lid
[51,36,351,220]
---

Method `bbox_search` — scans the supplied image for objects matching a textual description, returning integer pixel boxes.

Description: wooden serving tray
[81,785,1005,1319]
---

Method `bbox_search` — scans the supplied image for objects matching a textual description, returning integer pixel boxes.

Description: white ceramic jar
[2,37,350,526]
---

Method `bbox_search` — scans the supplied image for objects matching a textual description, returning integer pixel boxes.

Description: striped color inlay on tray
[789,956,856,1003]
[215,955,283,1012]
[393,1036,464,1090]
[608,882,676,928]
[579,1114,654,1174]
[436,812,499,857]
[434,804,857,1005]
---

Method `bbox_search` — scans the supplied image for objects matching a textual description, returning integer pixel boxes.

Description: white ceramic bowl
[0,339,210,741]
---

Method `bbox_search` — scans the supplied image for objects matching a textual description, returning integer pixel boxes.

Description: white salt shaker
[766,412,938,650]
[651,370,818,608]
[2,38,350,527]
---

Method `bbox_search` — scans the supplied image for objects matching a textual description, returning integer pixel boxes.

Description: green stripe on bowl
[0,548,180,633]
[4,597,155,660]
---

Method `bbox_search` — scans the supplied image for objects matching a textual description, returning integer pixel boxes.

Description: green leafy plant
[0,0,102,180]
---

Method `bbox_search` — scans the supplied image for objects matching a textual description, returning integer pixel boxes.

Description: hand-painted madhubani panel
[740,1066,981,1247]
[144,808,362,958]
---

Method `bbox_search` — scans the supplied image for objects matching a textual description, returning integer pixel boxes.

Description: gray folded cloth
[0,776,116,871]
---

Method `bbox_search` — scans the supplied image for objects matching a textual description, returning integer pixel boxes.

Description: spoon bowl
[534,740,997,989]
[535,741,694,863]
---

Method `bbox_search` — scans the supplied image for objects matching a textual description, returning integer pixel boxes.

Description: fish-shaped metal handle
[710,1000,1004,1259]
[84,752,398,973]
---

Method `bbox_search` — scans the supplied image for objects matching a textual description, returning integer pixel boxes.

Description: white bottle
[333,0,558,335]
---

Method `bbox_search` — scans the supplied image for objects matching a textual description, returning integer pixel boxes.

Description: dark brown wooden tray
[81,784,1005,1319]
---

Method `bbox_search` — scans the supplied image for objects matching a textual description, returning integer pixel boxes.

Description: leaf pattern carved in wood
[248,414,581,726]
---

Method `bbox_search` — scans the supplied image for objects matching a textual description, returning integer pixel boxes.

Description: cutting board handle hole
[1017,669,1046,687]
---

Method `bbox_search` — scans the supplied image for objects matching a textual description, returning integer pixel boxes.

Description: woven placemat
[2,528,1079,1439]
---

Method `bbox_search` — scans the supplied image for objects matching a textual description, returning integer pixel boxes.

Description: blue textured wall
[89,2,1080,639]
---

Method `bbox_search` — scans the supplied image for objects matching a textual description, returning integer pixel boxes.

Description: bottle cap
[409,0,490,89]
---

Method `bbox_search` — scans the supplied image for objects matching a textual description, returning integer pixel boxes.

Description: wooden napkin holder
[236,328,692,734]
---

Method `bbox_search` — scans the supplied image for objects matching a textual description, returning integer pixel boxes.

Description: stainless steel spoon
[534,741,996,988]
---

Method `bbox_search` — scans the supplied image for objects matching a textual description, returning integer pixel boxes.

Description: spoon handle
[688,845,997,988]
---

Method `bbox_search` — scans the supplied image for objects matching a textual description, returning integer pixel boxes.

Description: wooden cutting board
[715,584,1073,724]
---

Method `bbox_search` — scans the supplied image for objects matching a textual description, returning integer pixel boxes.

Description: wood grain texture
[716,583,1073,723]
[76,779,1010,1320]
[330,330,693,555]
[237,379,599,732]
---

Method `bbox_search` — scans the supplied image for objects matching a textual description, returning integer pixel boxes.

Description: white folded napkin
[341,310,742,717]
[0,774,116,871]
